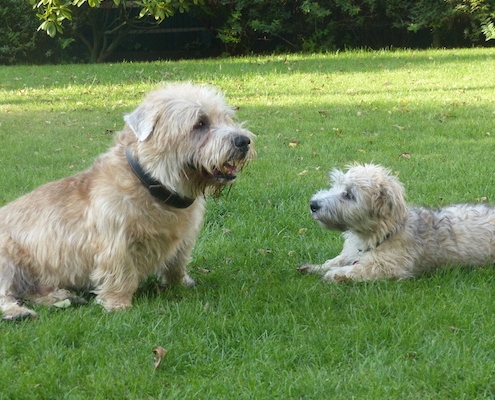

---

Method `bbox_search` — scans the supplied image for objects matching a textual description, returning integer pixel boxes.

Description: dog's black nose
[233,134,251,150]
[310,200,320,213]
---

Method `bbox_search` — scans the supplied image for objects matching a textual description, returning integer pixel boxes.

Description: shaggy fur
[298,163,495,282]
[0,83,255,320]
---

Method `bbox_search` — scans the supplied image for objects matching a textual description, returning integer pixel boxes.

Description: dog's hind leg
[0,242,39,320]
[0,261,37,320]
[0,296,37,320]
[30,288,87,306]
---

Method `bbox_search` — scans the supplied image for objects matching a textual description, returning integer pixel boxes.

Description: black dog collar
[358,232,393,253]
[125,147,195,209]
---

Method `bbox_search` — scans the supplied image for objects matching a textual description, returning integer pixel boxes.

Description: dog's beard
[317,219,348,232]
[212,161,240,183]
[186,140,253,197]
[183,156,250,198]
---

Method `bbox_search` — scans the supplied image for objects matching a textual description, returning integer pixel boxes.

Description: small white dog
[298,163,495,282]
[0,82,255,320]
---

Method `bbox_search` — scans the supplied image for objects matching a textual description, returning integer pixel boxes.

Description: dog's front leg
[298,253,350,275]
[322,264,366,282]
[322,255,414,282]
[91,257,141,311]
[94,281,139,312]
[160,245,196,287]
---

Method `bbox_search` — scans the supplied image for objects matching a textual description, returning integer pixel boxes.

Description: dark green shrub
[0,0,77,64]
[0,0,40,64]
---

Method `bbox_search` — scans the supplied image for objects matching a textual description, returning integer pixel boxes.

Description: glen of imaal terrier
[0,83,254,320]
[298,163,495,282]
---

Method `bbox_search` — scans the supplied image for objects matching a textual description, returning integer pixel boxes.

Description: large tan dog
[0,83,254,320]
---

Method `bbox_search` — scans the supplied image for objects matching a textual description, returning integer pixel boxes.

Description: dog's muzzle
[233,134,251,156]
[310,200,321,213]
[211,134,252,183]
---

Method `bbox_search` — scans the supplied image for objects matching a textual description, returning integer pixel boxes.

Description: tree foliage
[30,0,204,62]
[194,0,495,55]
[0,0,39,64]
[0,0,68,64]
[31,0,204,37]
[5,0,494,64]
[403,0,495,46]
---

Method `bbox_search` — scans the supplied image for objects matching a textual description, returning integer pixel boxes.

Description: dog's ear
[124,106,155,141]
[329,169,344,185]
[373,179,407,221]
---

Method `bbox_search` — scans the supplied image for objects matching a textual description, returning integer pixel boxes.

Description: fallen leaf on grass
[153,346,168,371]
[53,299,72,309]
[197,266,211,274]
[332,127,343,138]
[258,249,272,255]
[399,152,411,159]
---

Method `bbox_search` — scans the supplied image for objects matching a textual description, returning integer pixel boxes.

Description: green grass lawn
[1,48,495,399]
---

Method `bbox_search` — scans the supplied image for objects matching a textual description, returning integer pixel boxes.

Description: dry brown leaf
[197,266,211,274]
[153,346,168,371]
[399,152,411,159]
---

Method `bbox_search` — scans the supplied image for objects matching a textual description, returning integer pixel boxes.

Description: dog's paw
[297,264,318,275]
[31,288,88,307]
[67,295,88,306]
[95,296,133,312]
[323,266,357,283]
[2,304,38,321]
[182,273,196,287]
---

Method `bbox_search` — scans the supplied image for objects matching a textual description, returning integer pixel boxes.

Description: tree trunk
[432,28,442,48]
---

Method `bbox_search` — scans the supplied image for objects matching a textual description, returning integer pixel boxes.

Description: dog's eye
[194,118,209,130]
[343,190,355,200]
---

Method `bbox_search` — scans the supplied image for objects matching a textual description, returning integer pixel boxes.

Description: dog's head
[123,83,255,198]
[309,163,408,238]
